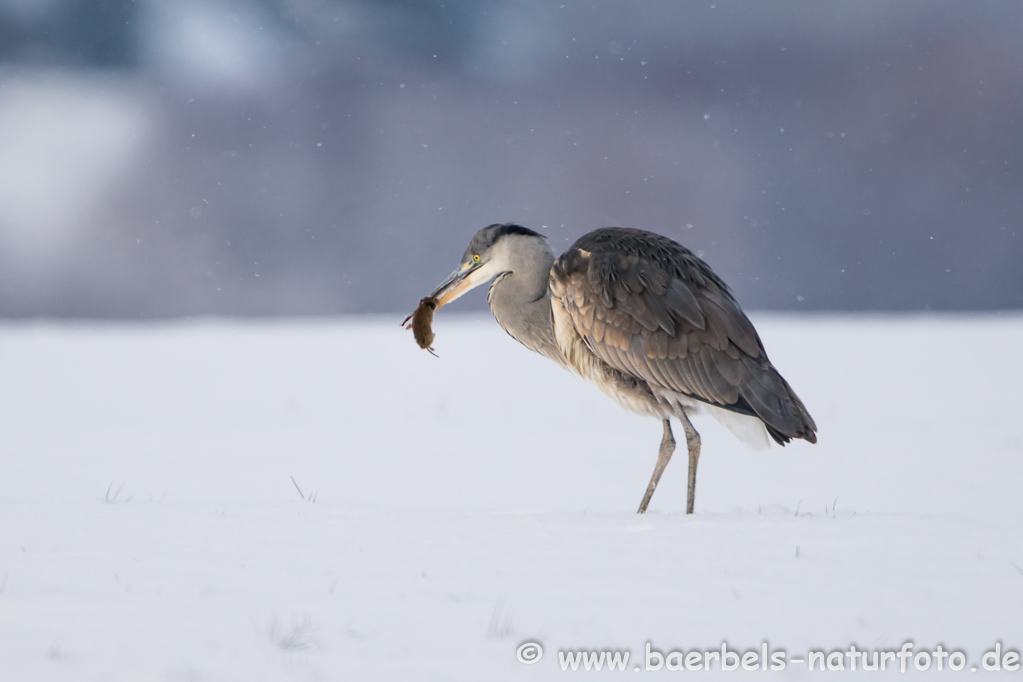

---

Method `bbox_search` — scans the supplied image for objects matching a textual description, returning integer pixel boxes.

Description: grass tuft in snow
[289,476,317,502]
[267,615,320,652]
[486,594,513,640]
[103,482,131,504]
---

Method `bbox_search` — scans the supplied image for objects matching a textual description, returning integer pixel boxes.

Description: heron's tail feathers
[738,357,817,446]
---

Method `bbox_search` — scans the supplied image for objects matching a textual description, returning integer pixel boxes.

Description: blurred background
[0,0,1020,318]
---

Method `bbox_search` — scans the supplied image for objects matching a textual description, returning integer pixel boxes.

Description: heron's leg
[637,419,675,514]
[677,409,702,514]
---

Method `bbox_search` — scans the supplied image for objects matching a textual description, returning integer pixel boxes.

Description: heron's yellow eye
[472,254,481,263]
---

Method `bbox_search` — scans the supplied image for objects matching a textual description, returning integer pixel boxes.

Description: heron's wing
[550,230,816,444]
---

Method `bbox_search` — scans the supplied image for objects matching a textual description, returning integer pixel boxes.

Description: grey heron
[421,224,817,514]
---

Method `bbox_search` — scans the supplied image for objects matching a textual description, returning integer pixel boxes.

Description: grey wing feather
[551,227,817,445]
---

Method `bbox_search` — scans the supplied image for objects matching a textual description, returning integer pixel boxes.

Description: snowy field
[1,313,1021,680]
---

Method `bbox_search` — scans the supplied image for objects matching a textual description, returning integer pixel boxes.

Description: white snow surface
[1,313,1021,680]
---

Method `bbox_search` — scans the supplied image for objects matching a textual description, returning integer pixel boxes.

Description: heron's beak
[429,261,485,308]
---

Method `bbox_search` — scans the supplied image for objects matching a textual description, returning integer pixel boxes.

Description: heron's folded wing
[552,247,750,404]
[551,240,816,443]
[548,229,818,443]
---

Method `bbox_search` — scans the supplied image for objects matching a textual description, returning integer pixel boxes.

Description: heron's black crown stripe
[485,223,545,240]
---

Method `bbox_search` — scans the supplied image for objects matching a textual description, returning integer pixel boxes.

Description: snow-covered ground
[1,314,1020,680]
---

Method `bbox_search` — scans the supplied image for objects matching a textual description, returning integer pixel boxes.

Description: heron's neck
[487,248,565,367]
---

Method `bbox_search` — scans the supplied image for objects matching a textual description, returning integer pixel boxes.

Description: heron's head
[429,223,550,308]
